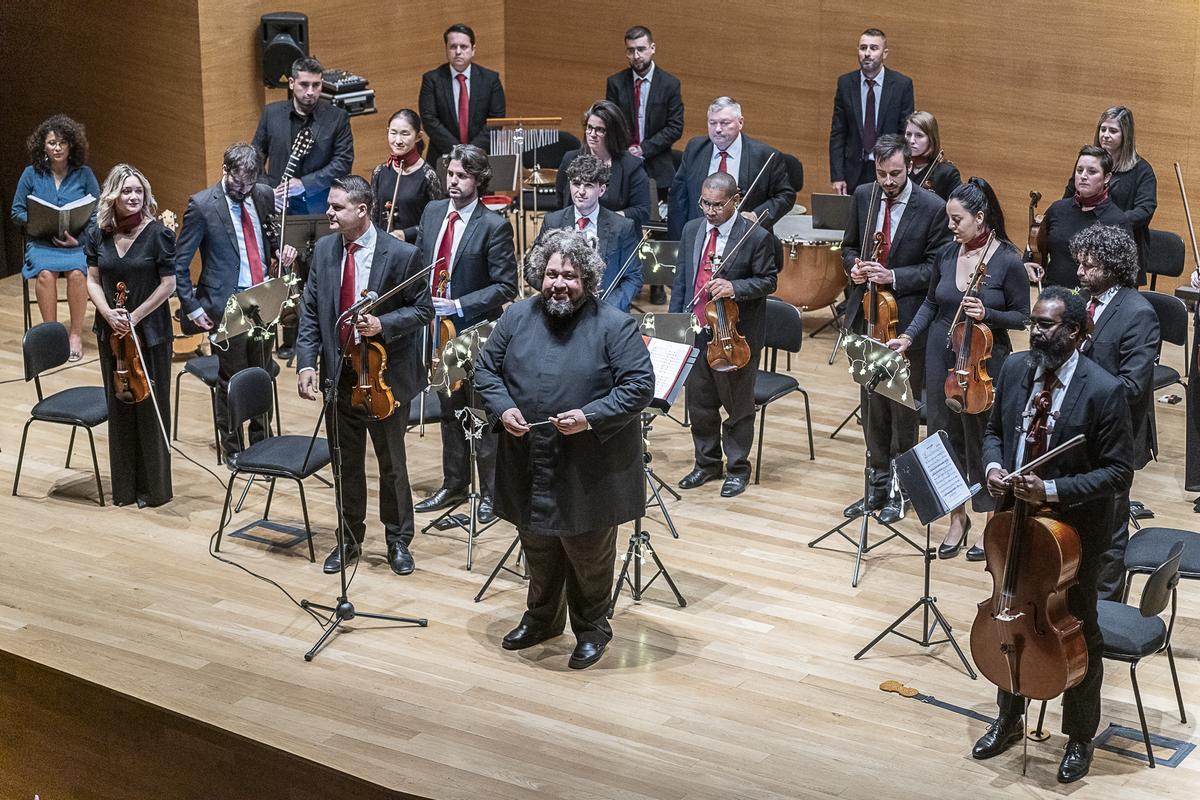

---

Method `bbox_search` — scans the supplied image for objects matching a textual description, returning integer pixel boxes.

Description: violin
[346,294,398,420]
[704,255,752,372]
[861,231,899,341]
[110,281,150,404]
[428,268,460,391]
[916,149,945,191]
[1024,190,1045,271]
[971,426,1088,702]
[944,234,995,415]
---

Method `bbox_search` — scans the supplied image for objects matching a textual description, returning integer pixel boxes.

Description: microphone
[341,290,379,319]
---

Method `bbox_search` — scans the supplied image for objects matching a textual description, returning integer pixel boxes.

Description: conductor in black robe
[474,229,654,670]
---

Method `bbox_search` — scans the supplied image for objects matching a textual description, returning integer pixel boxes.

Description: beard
[1029,327,1076,369]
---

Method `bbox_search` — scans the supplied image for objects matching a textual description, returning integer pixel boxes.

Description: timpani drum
[772,215,846,311]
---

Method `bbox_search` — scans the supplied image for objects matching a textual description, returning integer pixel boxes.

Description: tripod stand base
[474,532,528,602]
[607,527,686,618]
[299,596,427,661]
[853,594,977,678]
[808,510,923,587]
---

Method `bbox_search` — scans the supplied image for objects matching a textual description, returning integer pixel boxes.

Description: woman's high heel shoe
[938,516,971,559]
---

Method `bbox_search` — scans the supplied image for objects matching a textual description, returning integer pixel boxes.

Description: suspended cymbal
[523,166,557,187]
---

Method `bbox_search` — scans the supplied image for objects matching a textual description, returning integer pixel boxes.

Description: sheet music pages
[913,433,974,512]
[643,335,695,403]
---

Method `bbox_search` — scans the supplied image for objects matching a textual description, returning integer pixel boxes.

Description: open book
[25,194,96,240]
[642,335,697,407]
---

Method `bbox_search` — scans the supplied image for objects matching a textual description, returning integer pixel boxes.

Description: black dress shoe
[1057,740,1093,783]
[649,285,667,305]
[477,495,496,524]
[971,715,1024,759]
[720,475,748,498]
[568,639,607,669]
[322,542,361,574]
[387,541,415,575]
[939,517,972,560]
[965,543,986,562]
[843,496,885,518]
[877,497,906,524]
[414,486,466,512]
[501,623,562,650]
[277,345,294,360]
[678,467,722,490]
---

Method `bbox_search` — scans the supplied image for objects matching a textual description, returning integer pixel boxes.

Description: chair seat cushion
[1126,527,1200,577]
[31,386,108,427]
[754,371,799,406]
[408,392,443,426]
[185,355,280,387]
[1098,599,1166,658]
[236,436,330,479]
[1153,363,1181,390]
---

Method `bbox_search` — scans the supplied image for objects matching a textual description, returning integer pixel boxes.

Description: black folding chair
[1144,229,1184,291]
[1141,290,1188,388]
[172,353,283,463]
[753,298,814,484]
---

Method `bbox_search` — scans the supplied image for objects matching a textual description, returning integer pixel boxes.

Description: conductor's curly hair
[27,114,88,174]
[1068,224,1139,288]
[524,229,606,297]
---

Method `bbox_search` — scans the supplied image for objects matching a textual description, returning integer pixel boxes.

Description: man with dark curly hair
[1070,223,1159,599]
[474,229,654,670]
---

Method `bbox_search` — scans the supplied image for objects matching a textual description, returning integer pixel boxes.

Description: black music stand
[276,213,331,361]
[808,333,923,586]
[854,430,978,677]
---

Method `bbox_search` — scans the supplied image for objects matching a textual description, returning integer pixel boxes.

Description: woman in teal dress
[11,115,100,360]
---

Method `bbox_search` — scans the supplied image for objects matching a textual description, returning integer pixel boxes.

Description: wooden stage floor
[0,274,1197,798]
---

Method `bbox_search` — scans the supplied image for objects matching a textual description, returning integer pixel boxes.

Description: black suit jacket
[173,182,280,334]
[605,65,685,186]
[984,352,1134,563]
[669,215,777,350]
[536,205,642,311]
[295,227,434,404]
[1080,287,1160,468]
[419,63,506,167]
[251,100,354,214]
[841,181,951,331]
[828,69,914,184]
[414,199,517,331]
[555,150,651,227]
[668,134,795,240]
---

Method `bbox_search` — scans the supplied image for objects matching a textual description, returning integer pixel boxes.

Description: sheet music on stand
[638,311,698,412]
[894,430,980,525]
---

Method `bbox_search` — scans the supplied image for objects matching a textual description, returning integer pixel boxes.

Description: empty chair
[1143,229,1184,291]
[173,353,283,463]
[753,297,814,484]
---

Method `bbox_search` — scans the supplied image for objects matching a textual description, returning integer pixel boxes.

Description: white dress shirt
[860,67,886,161]
[298,224,377,373]
[872,178,912,245]
[632,62,655,143]
[433,198,479,315]
[575,204,601,249]
[709,133,743,182]
[1088,285,1119,324]
[189,189,266,321]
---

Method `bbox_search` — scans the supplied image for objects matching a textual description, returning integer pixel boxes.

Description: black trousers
[946,407,996,513]
[215,330,273,458]
[519,526,618,645]
[996,581,1104,743]
[98,340,172,507]
[329,369,413,548]
[439,382,496,497]
[864,347,924,500]
[1097,490,1129,600]
[686,341,758,480]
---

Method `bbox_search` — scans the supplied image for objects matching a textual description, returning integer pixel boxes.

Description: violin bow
[684,210,772,312]
[598,228,651,303]
[1175,162,1200,279]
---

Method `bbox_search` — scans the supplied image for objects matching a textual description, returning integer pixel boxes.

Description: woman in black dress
[904,111,960,201]
[888,178,1030,559]
[370,109,445,243]
[84,164,176,507]
[1028,145,1130,289]
[1063,106,1156,281]
[556,100,650,226]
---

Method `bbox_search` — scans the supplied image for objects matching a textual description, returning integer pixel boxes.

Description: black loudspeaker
[261,11,309,88]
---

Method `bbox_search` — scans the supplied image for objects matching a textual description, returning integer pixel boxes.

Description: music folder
[25,194,97,239]
[894,431,980,526]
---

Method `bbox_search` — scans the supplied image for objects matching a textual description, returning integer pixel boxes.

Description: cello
[110,281,150,404]
[944,232,995,415]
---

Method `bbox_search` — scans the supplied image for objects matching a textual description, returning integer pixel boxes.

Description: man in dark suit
[667,97,796,242]
[413,144,518,522]
[670,172,777,497]
[840,135,952,523]
[419,23,507,170]
[252,57,355,215]
[536,155,642,311]
[1072,224,1159,599]
[295,176,434,576]
[974,287,1133,784]
[829,28,915,194]
[605,24,684,198]
[475,229,655,670]
[174,143,297,464]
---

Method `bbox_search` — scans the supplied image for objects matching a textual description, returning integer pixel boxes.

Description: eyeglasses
[1030,319,1065,332]
[698,197,733,212]
[585,124,607,136]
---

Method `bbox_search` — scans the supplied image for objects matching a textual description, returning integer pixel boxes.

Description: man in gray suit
[296,176,434,576]
[535,155,642,311]
[174,143,296,463]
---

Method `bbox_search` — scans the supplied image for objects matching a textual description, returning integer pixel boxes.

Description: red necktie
[693,227,719,321]
[435,211,460,297]
[631,78,645,145]
[877,196,895,267]
[239,203,265,285]
[338,241,362,346]
[577,216,589,231]
[717,150,730,173]
[863,78,877,156]
[1087,298,1099,324]
[456,73,470,144]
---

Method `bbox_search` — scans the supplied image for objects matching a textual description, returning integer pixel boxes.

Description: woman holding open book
[11,115,100,361]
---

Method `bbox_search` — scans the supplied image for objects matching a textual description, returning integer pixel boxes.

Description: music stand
[209,278,294,346]
[854,431,978,677]
[808,333,924,586]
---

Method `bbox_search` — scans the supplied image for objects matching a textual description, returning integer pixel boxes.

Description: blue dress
[10,164,101,278]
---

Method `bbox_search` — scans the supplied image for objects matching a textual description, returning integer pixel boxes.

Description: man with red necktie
[670,172,777,498]
[419,23,506,171]
[174,143,298,466]
[296,176,434,577]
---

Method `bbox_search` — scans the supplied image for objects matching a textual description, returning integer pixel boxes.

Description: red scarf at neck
[963,228,991,252]
[387,149,421,170]
[1073,186,1109,209]
[114,211,143,234]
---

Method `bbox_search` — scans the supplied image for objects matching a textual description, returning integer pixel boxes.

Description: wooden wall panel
[504,0,1200,288]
